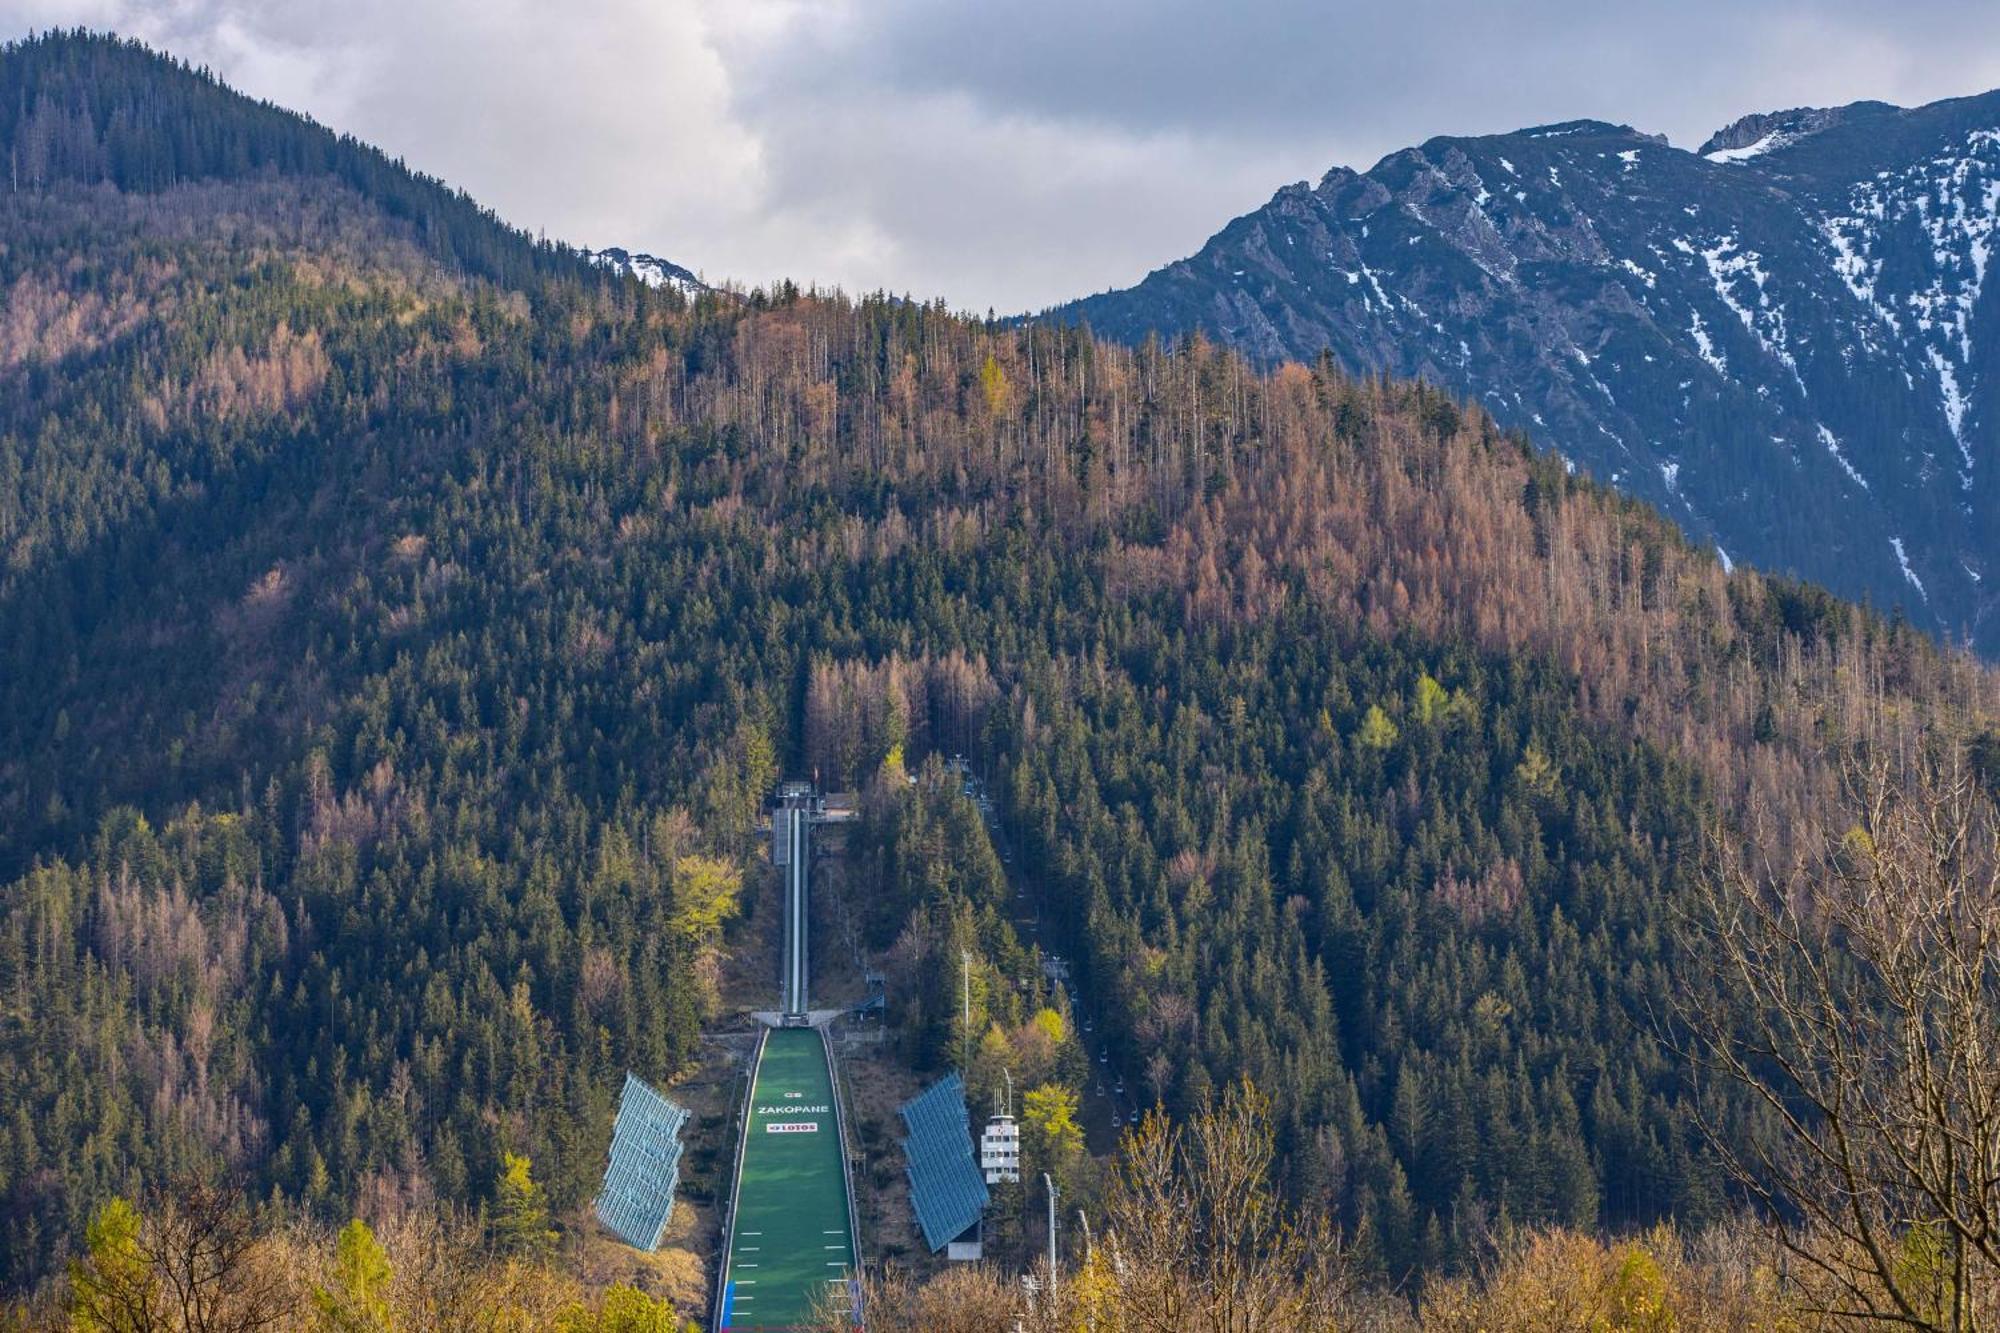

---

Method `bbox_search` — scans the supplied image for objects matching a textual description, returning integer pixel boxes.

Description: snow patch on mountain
[1053,88,2000,651]
[1815,128,2000,490]
[1706,132,1793,164]
[1893,537,1928,600]
[1687,310,1726,375]
[583,247,706,296]
[1821,209,1901,344]
[1818,425,1869,489]
[1700,235,1801,385]
[1696,104,1863,158]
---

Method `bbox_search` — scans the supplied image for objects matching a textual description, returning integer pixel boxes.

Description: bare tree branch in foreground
[1089,1079,1354,1333]
[820,1081,1356,1333]
[1679,735,2000,1331]
[69,1177,291,1333]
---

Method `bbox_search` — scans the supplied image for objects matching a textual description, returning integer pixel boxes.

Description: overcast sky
[9,1,2000,310]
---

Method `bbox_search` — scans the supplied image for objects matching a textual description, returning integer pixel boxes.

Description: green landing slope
[718,1027,856,1330]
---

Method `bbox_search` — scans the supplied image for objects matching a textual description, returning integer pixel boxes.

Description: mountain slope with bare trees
[1,30,1997,1323]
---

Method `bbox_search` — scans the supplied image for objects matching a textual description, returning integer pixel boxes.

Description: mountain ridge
[581,245,708,294]
[0,29,700,297]
[4,27,1999,1316]
[1045,85,2000,652]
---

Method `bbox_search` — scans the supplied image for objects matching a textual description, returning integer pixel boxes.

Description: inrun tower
[771,782,820,1022]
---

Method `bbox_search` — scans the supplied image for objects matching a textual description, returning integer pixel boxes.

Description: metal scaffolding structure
[594,1072,690,1252]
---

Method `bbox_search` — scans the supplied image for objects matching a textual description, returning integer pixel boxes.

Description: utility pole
[961,948,973,1068]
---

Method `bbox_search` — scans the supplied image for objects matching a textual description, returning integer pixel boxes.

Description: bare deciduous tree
[817,1082,1355,1333]
[69,1178,293,1333]
[1679,735,2000,1331]
[1094,1079,1355,1333]
[811,1264,1019,1333]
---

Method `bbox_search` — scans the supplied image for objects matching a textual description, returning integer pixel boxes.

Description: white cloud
[6,0,769,267]
[712,85,1305,308]
[5,0,2000,311]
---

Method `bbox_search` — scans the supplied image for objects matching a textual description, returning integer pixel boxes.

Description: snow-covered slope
[1049,91,2000,652]
[582,246,707,296]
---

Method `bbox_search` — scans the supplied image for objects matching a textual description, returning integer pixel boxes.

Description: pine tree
[492,1152,556,1258]
[1357,705,1400,751]
[313,1218,393,1332]
[67,1198,155,1333]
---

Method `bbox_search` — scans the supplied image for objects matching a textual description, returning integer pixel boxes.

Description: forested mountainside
[0,31,634,291]
[1,29,1995,1304]
[1048,92,2000,656]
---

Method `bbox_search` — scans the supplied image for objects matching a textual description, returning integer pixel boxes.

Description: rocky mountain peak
[1045,86,2000,654]
[582,247,706,295]
[1694,101,1900,160]
[1698,106,1839,156]
[1514,118,1655,142]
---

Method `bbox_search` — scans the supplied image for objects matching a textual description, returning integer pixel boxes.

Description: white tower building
[981,1114,1021,1184]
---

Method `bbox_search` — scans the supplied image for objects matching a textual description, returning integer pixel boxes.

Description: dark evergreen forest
[1,30,1993,1296]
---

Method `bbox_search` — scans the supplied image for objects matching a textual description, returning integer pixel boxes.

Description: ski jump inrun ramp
[715,787,862,1330]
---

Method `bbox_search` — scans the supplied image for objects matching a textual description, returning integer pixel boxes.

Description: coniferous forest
[4,30,1999,1328]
